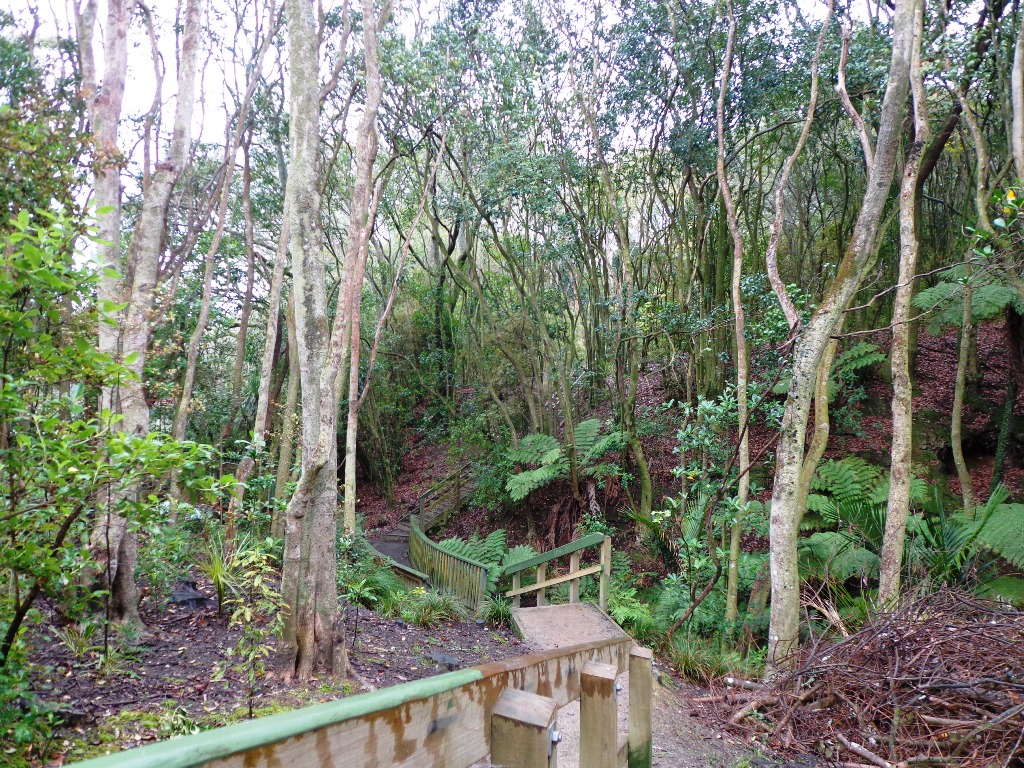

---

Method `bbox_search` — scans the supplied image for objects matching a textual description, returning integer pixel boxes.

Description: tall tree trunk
[767,0,914,673]
[77,0,203,623]
[714,0,749,635]
[280,0,380,680]
[880,0,928,606]
[952,271,977,516]
[220,141,257,446]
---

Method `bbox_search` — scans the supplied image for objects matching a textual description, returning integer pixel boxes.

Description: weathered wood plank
[501,533,606,576]
[580,661,619,768]
[491,689,558,768]
[505,563,603,598]
[627,647,653,768]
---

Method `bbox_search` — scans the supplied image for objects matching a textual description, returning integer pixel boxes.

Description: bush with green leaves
[397,588,469,627]
[0,212,219,756]
[197,527,278,614]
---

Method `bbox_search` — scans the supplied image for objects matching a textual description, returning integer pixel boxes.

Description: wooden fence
[502,532,612,612]
[418,461,472,532]
[70,635,652,768]
[408,514,490,609]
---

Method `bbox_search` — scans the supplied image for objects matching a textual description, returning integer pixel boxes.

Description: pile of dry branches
[726,590,1024,767]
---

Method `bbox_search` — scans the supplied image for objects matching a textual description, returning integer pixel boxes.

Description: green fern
[507,465,565,501]
[799,531,880,582]
[979,576,1024,607]
[812,458,884,504]
[975,503,1024,569]
[914,271,1024,334]
[508,433,562,466]
[501,544,538,569]
[573,419,602,459]
[833,342,887,378]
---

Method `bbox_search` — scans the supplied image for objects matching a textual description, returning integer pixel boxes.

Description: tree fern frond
[977,503,1024,569]
[506,465,564,501]
[508,433,560,465]
[573,419,602,459]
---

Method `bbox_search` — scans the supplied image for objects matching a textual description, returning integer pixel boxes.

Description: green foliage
[607,582,657,643]
[913,266,1024,334]
[398,587,469,627]
[505,419,626,501]
[973,503,1024,569]
[477,595,514,627]
[978,576,1024,607]
[436,529,538,594]
[197,528,277,614]
[799,532,880,582]
[0,212,218,678]
[336,536,408,610]
[211,538,282,720]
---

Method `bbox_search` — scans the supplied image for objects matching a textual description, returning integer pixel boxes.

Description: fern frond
[506,464,565,501]
[977,503,1024,569]
[812,458,884,505]
[508,433,560,465]
[572,419,602,459]
[834,342,886,376]
[582,430,627,465]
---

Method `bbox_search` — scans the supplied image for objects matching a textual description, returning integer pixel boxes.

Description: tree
[278,0,385,681]
[768,0,916,672]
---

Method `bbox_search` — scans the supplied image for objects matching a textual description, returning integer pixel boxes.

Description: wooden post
[628,647,653,768]
[537,564,546,606]
[569,552,580,603]
[491,688,559,768]
[599,536,612,612]
[580,660,619,768]
[512,573,522,608]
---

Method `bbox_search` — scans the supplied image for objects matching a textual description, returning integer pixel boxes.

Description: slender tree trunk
[767,0,914,673]
[78,0,202,623]
[952,270,977,516]
[714,0,749,634]
[220,142,257,446]
[280,0,382,680]
[880,0,928,607]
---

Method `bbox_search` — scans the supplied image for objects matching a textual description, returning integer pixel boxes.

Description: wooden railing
[418,460,472,532]
[71,635,650,768]
[408,514,490,608]
[503,532,613,612]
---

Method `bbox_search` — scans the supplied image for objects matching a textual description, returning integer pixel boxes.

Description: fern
[508,433,561,465]
[582,430,627,465]
[506,465,564,501]
[976,503,1024,569]
[812,458,884,505]
[501,545,537,569]
[833,342,887,377]
[914,273,1024,334]
[979,576,1024,607]
[799,532,880,582]
[573,419,602,459]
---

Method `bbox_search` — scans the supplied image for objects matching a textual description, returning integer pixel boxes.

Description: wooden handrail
[70,635,641,768]
[501,532,607,576]
[417,460,472,532]
[504,534,612,612]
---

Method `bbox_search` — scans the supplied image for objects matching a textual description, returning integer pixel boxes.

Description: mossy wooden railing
[503,532,612,612]
[70,634,649,768]
[408,514,489,608]
[418,461,472,532]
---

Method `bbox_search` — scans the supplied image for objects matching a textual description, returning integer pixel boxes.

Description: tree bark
[714,0,749,635]
[880,0,928,607]
[77,0,202,623]
[767,0,914,674]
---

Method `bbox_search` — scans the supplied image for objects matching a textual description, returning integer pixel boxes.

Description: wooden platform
[513,602,628,652]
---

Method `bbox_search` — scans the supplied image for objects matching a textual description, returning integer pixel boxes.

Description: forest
[3,0,1024,764]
